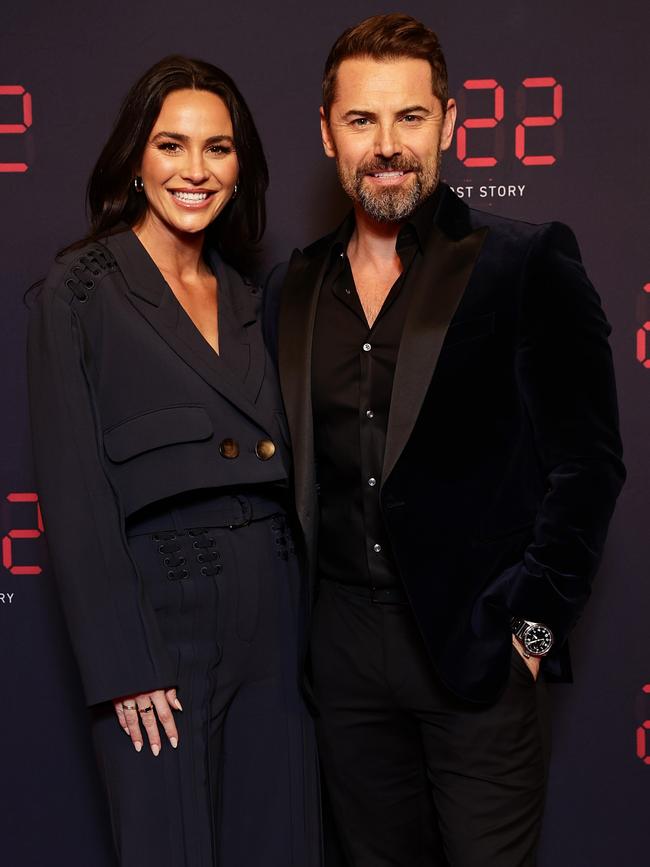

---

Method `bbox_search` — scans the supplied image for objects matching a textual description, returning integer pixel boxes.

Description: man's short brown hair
[322,13,449,118]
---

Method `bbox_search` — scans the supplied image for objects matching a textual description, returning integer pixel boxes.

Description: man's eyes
[348,115,424,127]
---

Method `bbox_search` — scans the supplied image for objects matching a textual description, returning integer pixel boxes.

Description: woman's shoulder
[39,238,121,306]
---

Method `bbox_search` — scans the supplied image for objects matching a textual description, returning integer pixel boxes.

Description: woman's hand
[112,688,182,755]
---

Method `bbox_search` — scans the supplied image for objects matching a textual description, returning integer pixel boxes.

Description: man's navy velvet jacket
[265,184,625,703]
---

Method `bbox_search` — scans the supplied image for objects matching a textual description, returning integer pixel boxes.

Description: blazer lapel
[103,229,271,432]
[278,248,330,535]
[210,255,267,408]
[382,222,488,485]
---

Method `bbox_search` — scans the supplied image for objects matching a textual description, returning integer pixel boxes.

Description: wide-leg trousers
[90,492,322,867]
[310,580,550,867]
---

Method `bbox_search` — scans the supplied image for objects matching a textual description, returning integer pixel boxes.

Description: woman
[28,56,321,867]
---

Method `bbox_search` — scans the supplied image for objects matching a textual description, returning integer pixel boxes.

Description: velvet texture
[269,185,625,703]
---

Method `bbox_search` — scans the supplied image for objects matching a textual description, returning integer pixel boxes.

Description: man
[266,13,625,867]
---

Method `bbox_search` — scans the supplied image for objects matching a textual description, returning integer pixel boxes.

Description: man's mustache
[356,156,422,177]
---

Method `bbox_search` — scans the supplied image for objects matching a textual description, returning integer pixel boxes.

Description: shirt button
[373,543,382,553]
[363,342,372,352]
[368,477,377,487]
[366,409,374,419]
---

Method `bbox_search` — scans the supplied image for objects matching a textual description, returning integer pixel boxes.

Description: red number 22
[456,77,563,167]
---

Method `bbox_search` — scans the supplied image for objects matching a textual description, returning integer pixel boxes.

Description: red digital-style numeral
[515,77,563,166]
[0,85,32,173]
[637,684,650,764]
[636,284,650,368]
[456,79,504,167]
[2,492,43,575]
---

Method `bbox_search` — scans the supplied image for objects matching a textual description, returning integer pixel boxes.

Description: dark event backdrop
[1,2,648,864]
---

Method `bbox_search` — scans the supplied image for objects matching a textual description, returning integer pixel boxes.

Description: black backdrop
[2,2,649,864]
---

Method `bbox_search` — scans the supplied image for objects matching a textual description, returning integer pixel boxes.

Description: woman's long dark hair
[85,55,268,270]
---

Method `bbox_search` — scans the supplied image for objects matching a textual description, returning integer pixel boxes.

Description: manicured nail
[134,741,143,753]
[174,698,183,711]
[122,726,130,735]
[170,737,178,749]
[151,744,160,757]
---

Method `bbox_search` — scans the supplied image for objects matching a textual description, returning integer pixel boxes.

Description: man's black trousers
[310,580,550,867]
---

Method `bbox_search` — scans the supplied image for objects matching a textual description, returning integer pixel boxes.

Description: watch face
[523,625,553,656]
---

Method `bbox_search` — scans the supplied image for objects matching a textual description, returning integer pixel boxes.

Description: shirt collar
[403,183,444,251]
[329,211,355,262]
[328,183,444,262]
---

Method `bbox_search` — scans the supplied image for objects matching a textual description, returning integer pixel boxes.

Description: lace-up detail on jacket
[64,245,117,302]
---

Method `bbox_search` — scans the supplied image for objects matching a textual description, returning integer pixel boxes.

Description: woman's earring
[133,176,144,193]
[232,183,238,199]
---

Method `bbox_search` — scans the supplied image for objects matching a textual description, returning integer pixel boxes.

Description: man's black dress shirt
[312,190,441,588]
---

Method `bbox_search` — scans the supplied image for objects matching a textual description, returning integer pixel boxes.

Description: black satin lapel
[127,292,269,430]
[278,251,329,524]
[382,225,489,484]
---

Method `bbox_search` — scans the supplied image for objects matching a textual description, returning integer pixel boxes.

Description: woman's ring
[138,705,154,714]
[122,703,136,711]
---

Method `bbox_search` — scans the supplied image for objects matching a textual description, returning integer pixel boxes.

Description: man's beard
[337,150,441,223]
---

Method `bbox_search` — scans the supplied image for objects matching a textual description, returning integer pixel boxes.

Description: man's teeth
[172,191,209,202]
[373,172,404,178]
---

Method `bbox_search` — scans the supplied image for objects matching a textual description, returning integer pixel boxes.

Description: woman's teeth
[172,191,210,202]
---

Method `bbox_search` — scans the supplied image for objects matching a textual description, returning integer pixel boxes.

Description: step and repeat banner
[2,1,648,864]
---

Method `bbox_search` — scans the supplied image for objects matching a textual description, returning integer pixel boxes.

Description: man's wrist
[511,617,554,657]
[512,633,531,658]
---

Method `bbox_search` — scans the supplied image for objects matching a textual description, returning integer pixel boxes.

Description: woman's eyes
[156,142,233,156]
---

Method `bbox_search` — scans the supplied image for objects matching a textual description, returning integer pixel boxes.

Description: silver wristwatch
[511,617,554,658]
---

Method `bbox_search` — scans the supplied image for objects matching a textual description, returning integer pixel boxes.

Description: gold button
[219,438,240,459]
[255,439,276,461]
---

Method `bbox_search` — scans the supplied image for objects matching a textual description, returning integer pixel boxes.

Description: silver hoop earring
[133,176,144,193]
